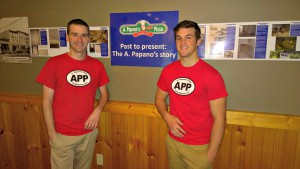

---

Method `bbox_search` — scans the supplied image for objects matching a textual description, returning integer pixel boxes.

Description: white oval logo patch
[172,78,195,95]
[67,70,91,87]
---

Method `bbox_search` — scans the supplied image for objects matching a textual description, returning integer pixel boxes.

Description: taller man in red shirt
[36,19,109,169]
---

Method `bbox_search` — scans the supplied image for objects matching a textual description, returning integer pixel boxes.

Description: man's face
[175,28,201,58]
[67,24,90,54]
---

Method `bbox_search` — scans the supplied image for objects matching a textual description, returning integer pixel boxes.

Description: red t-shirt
[36,53,109,136]
[157,59,228,145]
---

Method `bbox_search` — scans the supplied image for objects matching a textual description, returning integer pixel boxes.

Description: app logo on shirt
[67,70,91,87]
[172,78,195,95]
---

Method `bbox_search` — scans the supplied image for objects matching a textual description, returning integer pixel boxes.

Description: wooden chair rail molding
[104,101,300,131]
[1,93,300,169]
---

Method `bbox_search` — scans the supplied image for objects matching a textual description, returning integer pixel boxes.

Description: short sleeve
[36,59,56,89]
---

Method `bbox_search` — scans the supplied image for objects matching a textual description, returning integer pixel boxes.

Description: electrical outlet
[96,154,103,165]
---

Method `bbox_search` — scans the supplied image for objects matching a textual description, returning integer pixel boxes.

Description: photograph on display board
[30,29,40,46]
[49,29,60,48]
[224,51,234,58]
[210,42,224,56]
[38,47,49,56]
[88,27,109,57]
[272,24,290,37]
[0,17,31,63]
[89,44,96,53]
[276,37,296,51]
[270,37,300,59]
[208,25,226,57]
[30,29,41,56]
[239,25,256,37]
[200,27,206,41]
[238,39,255,59]
[208,25,227,42]
[32,45,38,56]
[89,44,101,53]
[90,30,108,43]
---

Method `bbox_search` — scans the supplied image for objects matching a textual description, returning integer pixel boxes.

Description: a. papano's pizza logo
[119,20,168,37]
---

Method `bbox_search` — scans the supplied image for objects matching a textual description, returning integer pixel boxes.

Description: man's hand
[48,131,57,140]
[84,111,100,130]
[164,113,186,138]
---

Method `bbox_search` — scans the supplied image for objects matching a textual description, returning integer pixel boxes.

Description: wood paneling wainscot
[1,93,300,169]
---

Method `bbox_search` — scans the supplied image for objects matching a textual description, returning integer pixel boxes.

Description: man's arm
[42,85,56,139]
[84,84,109,130]
[155,87,186,138]
[207,97,227,163]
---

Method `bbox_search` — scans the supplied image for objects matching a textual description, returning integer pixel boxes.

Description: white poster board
[198,21,300,60]
[30,26,110,58]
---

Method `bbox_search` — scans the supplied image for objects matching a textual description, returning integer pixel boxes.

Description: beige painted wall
[1,0,300,115]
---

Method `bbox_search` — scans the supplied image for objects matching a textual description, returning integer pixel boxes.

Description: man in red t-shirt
[156,20,228,169]
[36,19,109,169]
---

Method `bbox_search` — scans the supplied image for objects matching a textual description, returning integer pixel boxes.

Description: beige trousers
[50,129,98,169]
[166,134,212,169]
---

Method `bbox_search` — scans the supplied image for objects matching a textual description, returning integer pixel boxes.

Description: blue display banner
[110,11,179,67]
[225,24,236,50]
[290,22,300,37]
[255,24,268,59]
[40,29,48,45]
[59,29,67,47]
[101,43,108,57]
[197,25,206,58]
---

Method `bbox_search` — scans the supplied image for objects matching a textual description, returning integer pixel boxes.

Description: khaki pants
[50,129,98,169]
[166,134,212,169]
